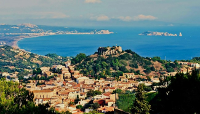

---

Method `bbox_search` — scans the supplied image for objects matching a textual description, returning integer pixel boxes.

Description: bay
[18,26,200,61]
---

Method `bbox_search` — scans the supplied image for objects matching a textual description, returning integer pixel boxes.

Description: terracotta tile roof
[98,106,114,112]
[84,87,95,89]
[33,89,53,93]
[103,92,111,96]
[59,91,69,95]
[109,87,115,89]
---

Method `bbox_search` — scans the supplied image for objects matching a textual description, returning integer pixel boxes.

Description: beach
[10,35,47,49]
[11,37,23,49]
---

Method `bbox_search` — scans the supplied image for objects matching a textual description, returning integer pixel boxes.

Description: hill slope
[72,48,178,79]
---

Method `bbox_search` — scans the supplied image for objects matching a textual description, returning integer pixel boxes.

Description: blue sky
[0,0,200,26]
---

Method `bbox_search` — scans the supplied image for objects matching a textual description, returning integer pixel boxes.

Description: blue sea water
[18,26,200,61]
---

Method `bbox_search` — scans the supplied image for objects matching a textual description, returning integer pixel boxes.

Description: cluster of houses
[1,59,200,113]
[21,60,159,113]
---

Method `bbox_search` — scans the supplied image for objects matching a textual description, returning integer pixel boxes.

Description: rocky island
[139,31,182,36]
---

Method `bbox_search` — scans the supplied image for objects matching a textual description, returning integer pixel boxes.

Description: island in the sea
[0,23,113,48]
[139,31,182,36]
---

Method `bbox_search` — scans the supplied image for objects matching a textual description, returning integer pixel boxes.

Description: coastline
[11,35,46,49]
[10,32,114,49]
[12,37,23,49]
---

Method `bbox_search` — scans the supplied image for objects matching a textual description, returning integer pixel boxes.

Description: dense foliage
[148,69,200,114]
[152,57,181,72]
[0,46,68,72]
[190,57,200,64]
[0,45,69,78]
[116,92,135,113]
[71,53,86,65]
[74,49,156,79]
[87,90,102,98]
[0,78,67,114]
[132,84,151,114]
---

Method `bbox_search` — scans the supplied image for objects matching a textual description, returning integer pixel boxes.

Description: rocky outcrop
[98,46,122,56]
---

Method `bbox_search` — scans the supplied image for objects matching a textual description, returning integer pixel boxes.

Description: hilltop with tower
[97,45,122,56]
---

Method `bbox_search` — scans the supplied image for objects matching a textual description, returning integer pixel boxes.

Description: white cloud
[133,14,157,21]
[84,0,101,3]
[118,15,157,21]
[90,15,109,21]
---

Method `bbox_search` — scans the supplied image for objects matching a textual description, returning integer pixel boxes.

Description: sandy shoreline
[11,38,23,49]
[10,32,113,49]
[11,35,46,49]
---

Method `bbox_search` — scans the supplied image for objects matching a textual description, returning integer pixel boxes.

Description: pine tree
[132,84,151,114]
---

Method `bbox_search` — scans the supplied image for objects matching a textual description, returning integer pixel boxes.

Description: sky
[0,0,200,27]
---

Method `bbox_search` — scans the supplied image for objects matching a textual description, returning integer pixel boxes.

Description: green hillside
[72,48,174,79]
[0,45,67,73]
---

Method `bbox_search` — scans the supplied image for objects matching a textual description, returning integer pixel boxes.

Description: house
[65,60,71,68]
[63,72,71,79]
[93,94,109,100]
[52,65,65,70]
[79,92,87,99]
[105,99,115,107]
[97,106,114,113]
[104,87,115,93]
[77,99,90,106]
[2,72,10,77]
[69,66,75,73]
[178,62,188,65]
[191,63,200,68]
[68,90,80,100]
[76,76,89,84]
[33,89,55,100]
[152,78,160,83]
[123,73,135,79]
[84,79,95,85]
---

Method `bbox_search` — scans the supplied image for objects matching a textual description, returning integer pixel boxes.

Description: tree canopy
[149,69,200,114]
[132,83,151,114]
[0,78,70,114]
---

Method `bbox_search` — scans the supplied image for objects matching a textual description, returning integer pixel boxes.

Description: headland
[0,23,114,49]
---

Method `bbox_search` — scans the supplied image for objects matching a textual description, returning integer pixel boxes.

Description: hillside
[72,46,181,79]
[0,45,67,74]
[0,45,182,80]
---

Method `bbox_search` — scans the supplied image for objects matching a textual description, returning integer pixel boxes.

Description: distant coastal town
[0,23,113,48]
[139,31,182,36]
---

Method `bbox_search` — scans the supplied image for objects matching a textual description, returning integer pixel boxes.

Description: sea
[18,26,200,61]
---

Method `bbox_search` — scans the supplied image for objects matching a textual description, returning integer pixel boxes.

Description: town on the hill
[0,45,200,114]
